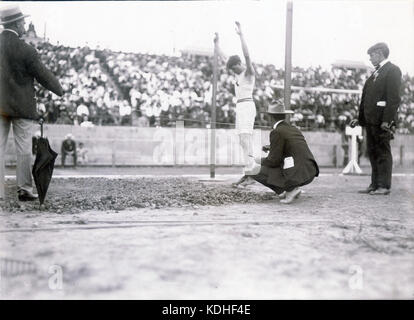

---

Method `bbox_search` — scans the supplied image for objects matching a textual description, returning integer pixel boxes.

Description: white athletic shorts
[235,101,256,135]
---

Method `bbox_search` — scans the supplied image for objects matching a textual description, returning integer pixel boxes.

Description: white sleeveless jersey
[235,71,255,101]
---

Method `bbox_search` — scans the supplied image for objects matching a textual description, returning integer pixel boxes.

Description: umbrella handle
[39,118,44,138]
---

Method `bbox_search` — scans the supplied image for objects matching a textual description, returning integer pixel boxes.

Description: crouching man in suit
[246,100,319,204]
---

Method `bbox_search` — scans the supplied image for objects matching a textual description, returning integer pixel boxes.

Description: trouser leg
[342,144,349,167]
[357,140,362,164]
[0,116,11,198]
[12,118,34,193]
[366,126,378,189]
[250,169,285,195]
[376,132,393,189]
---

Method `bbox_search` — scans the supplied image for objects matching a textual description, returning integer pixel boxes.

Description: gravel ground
[0,174,413,299]
[0,177,275,213]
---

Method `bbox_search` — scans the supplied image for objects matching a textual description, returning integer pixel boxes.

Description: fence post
[400,145,404,167]
[333,145,338,168]
[227,134,232,166]
[175,121,185,165]
[111,140,116,167]
[205,129,209,165]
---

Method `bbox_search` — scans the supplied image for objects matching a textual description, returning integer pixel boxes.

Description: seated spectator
[80,115,94,127]
[61,134,77,168]
[76,102,90,124]
[55,109,74,125]
[135,111,150,127]
[77,142,89,165]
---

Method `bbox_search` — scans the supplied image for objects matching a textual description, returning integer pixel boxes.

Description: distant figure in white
[218,21,257,187]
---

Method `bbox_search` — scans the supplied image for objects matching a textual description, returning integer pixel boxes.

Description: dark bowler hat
[266,99,294,114]
[0,5,29,25]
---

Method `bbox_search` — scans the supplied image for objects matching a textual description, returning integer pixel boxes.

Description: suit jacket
[0,30,63,120]
[358,61,402,126]
[61,139,76,154]
[261,121,319,189]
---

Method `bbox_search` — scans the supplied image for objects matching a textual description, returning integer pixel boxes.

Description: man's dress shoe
[278,191,286,199]
[358,186,376,194]
[369,188,390,195]
[18,190,38,201]
[280,188,302,204]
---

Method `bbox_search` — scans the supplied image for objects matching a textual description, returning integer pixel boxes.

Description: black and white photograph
[0,0,413,303]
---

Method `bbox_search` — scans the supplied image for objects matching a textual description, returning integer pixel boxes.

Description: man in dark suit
[0,6,64,201]
[350,43,402,195]
[248,100,319,204]
[61,134,77,168]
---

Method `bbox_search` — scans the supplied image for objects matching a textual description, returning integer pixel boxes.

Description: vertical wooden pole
[284,1,293,111]
[175,120,185,165]
[210,33,219,178]
[111,140,116,167]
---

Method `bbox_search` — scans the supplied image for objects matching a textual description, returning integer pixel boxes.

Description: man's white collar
[273,120,284,129]
[379,59,389,68]
[2,29,19,37]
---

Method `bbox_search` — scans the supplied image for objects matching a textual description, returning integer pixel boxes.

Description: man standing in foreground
[350,43,402,195]
[0,6,64,201]
[249,100,319,204]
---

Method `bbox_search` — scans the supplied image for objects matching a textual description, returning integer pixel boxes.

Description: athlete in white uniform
[235,71,256,135]
[226,22,256,187]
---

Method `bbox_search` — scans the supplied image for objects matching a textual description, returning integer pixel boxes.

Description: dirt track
[0,174,413,299]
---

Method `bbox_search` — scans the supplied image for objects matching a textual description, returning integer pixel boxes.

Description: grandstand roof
[181,47,213,57]
[332,60,372,70]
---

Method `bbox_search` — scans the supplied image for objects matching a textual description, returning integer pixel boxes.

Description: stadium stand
[25,37,413,133]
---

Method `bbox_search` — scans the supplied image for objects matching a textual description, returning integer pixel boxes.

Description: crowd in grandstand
[34,42,130,127]
[29,38,414,133]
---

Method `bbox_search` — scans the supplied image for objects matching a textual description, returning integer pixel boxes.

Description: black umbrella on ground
[32,119,58,206]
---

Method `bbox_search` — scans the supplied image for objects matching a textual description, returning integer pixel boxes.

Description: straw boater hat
[266,99,294,114]
[0,6,29,25]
